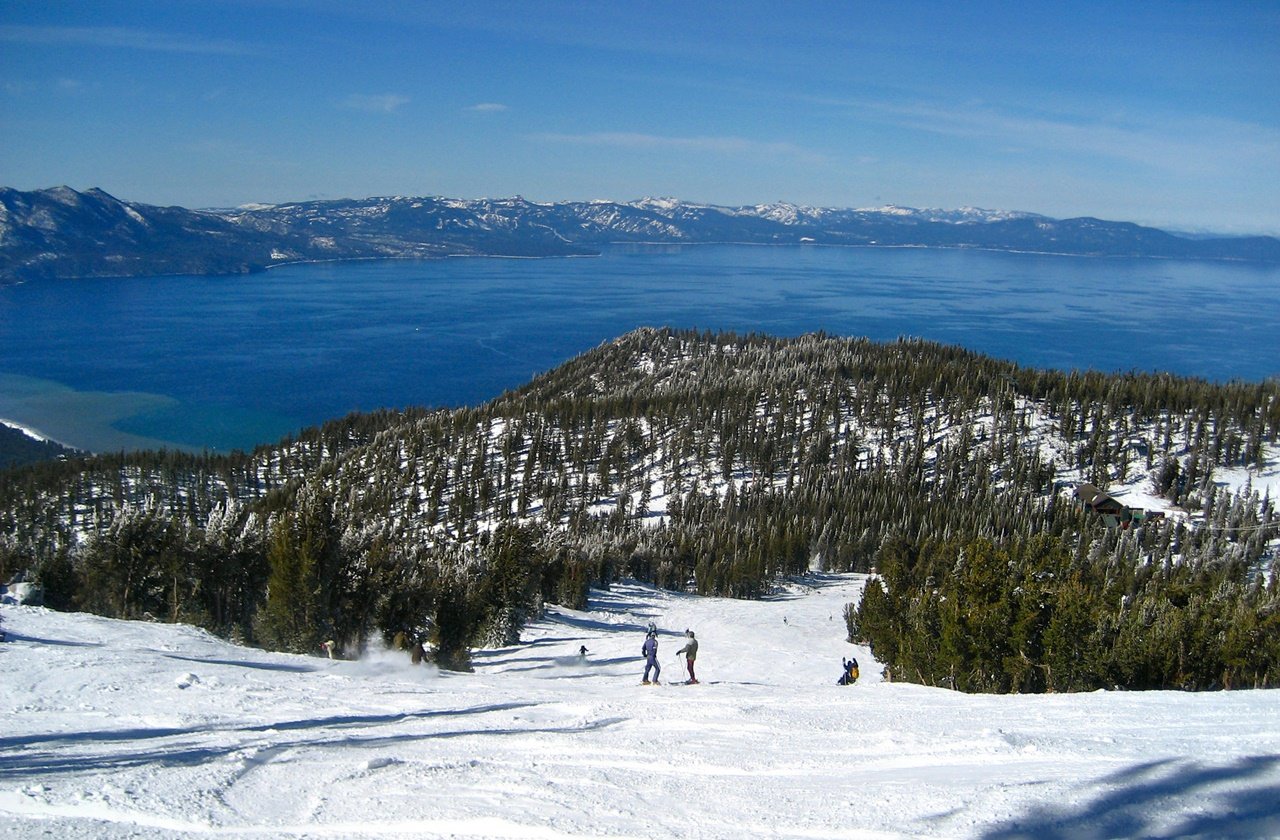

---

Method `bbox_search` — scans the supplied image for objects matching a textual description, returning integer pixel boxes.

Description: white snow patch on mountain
[632,197,697,213]
[851,205,1043,224]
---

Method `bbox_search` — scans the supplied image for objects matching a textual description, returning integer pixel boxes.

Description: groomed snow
[2,576,1278,839]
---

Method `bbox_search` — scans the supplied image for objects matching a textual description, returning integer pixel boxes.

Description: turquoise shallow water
[0,373,181,452]
[1,245,1277,453]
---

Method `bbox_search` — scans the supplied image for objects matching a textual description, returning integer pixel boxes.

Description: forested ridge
[0,423,82,470]
[2,328,1277,688]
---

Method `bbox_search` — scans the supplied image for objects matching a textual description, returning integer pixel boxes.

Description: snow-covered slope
[3,576,1278,839]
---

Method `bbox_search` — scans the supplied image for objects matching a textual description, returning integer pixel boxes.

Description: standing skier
[642,629,661,685]
[677,629,699,684]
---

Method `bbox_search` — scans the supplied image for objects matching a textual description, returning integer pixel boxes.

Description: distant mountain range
[3,185,1278,283]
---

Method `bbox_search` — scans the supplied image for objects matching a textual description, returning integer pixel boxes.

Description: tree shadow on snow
[0,630,102,647]
[488,655,636,674]
[980,754,1280,839]
[468,635,591,659]
[470,650,582,668]
[762,572,860,601]
[161,653,320,673]
[584,588,664,617]
[0,701,540,755]
[0,710,627,782]
[515,634,590,647]
[554,608,656,635]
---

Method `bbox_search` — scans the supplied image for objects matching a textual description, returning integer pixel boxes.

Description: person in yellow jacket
[677,629,699,684]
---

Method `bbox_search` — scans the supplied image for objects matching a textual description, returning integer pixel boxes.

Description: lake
[2,244,1277,453]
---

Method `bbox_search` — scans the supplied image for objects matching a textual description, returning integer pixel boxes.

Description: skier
[641,629,661,685]
[676,629,699,684]
[837,656,859,685]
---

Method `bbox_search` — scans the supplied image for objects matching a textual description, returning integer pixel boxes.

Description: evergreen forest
[1,328,1277,689]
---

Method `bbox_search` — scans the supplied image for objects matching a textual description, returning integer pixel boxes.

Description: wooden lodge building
[1074,482,1165,530]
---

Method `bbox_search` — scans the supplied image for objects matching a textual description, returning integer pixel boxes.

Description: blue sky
[2,1,1277,234]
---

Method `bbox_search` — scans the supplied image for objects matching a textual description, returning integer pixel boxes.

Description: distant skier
[677,629,699,684]
[641,629,661,685]
[837,656,859,685]
[578,644,588,661]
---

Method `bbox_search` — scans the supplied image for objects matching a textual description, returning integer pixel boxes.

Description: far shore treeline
[4,185,1280,286]
[1,328,1277,690]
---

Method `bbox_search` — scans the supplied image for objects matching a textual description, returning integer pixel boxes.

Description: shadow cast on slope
[0,701,541,753]
[552,608,657,635]
[0,712,627,782]
[489,655,637,674]
[980,754,1280,840]
[762,572,861,601]
[0,630,103,647]
[162,653,320,673]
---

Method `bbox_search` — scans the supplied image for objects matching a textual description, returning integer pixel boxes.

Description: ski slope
[2,575,1278,839]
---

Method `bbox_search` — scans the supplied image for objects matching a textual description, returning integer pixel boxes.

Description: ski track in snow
[2,575,1279,839]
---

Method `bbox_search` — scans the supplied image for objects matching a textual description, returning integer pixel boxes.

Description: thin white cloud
[467,102,509,112]
[814,94,1280,178]
[534,131,827,164]
[3,77,91,97]
[0,24,254,55]
[341,93,411,114]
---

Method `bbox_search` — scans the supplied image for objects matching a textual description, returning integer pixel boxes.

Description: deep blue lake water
[1,244,1277,453]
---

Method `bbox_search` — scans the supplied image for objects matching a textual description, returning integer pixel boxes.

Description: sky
[1,1,1278,234]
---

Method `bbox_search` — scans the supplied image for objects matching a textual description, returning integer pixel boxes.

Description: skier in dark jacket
[642,630,661,684]
[677,629,699,684]
[838,656,859,685]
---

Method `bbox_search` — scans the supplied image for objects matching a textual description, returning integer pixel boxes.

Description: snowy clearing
[2,575,1278,839]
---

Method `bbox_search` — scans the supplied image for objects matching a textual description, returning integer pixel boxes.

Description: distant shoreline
[6,240,1273,289]
[0,417,60,445]
[0,373,218,455]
